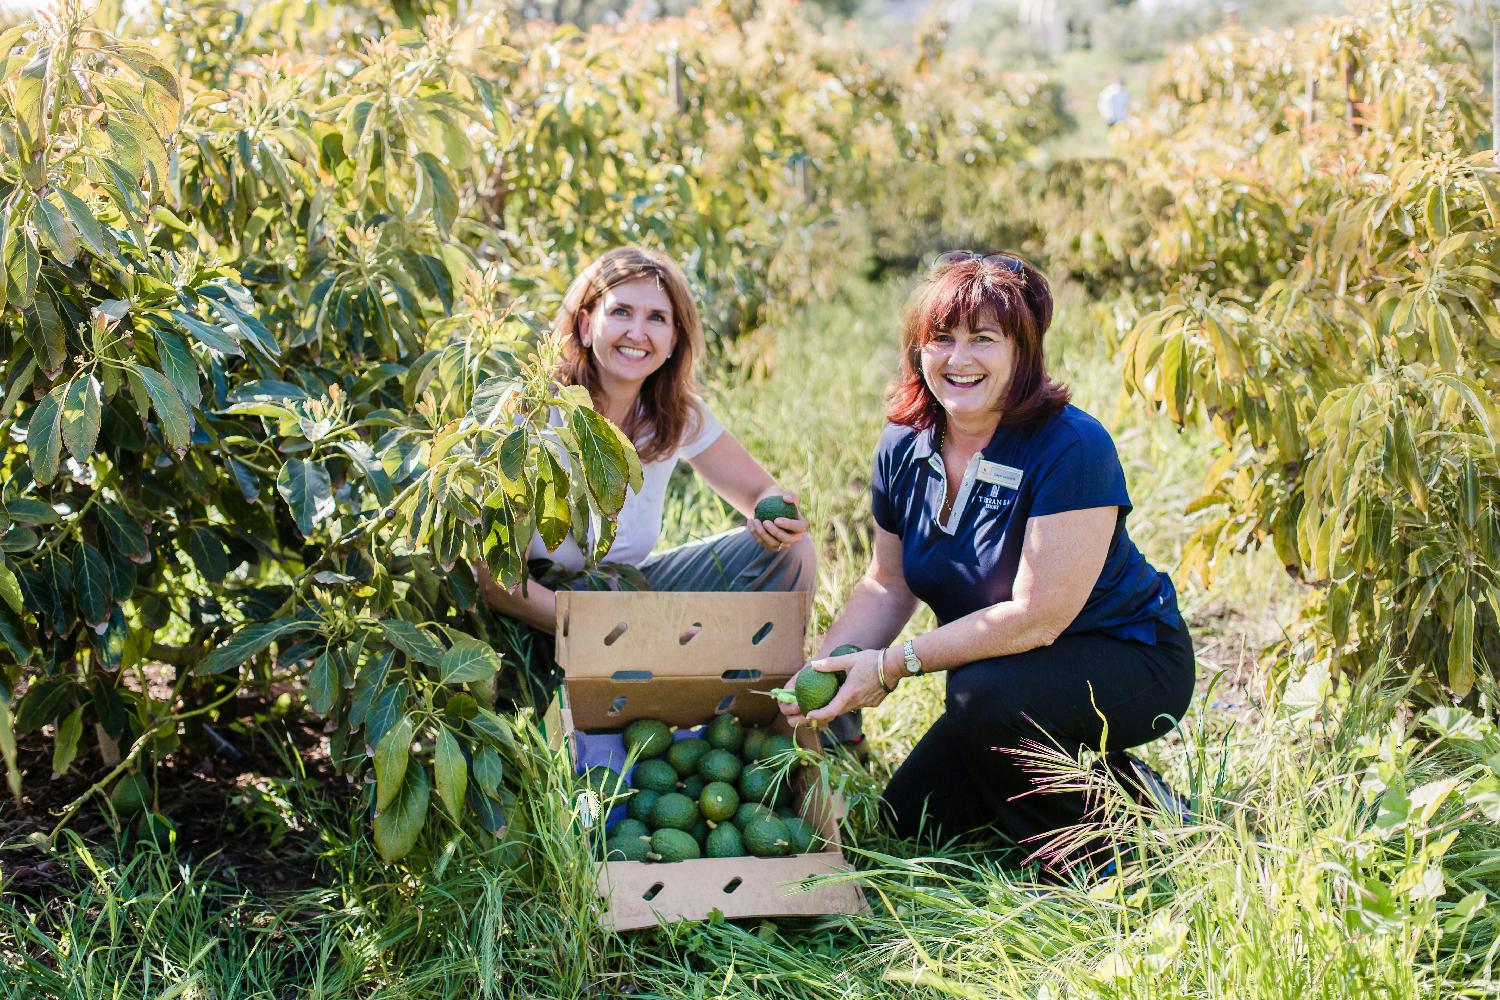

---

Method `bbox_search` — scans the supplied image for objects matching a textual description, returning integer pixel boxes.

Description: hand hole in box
[722,877,743,894]
[561,612,570,638]
[751,622,774,645]
[608,695,628,716]
[678,622,702,645]
[643,882,665,901]
[603,622,629,646]
[721,669,761,682]
[715,694,736,713]
[611,670,653,682]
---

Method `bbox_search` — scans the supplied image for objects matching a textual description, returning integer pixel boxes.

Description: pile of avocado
[580,714,822,864]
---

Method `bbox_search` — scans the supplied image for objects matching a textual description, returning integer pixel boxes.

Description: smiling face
[579,277,677,397]
[918,313,1016,431]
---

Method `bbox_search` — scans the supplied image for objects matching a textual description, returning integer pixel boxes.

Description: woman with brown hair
[478,246,815,635]
[780,251,1195,876]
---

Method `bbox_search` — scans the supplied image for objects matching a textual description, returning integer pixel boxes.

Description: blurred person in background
[1097,76,1130,126]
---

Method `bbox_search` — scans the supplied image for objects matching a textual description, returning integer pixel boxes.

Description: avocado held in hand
[753,496,799,523]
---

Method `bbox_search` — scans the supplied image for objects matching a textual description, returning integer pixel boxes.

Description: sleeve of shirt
[677,400,725,460]
[1028,418,1133,517]
[870,424,905,535]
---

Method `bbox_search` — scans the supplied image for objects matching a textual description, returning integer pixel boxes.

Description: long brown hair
[887,253,1068,431]
[553,247,706,462]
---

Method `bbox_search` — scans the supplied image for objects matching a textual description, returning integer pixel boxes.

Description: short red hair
[887,254,1069,431]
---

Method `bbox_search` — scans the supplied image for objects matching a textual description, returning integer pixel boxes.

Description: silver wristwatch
[901,639,924,677]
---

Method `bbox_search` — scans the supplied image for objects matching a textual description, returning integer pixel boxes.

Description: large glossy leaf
[433,725,466,819]
[374,714,414,812]
[26,387,63,484]
[185,526,229,583]
[154,329,202,408]
[0,556,22,614]
[73,542,113,629]
[276,459,334,537]
[439,634,502,685]
[373,760,430,862]
[51,705,83,778]
[0,700,19,801]
[55,188,118,265]
[377,619,445,668]
[200,615,320,675]
[61,376,102,461]
[136,366,193,453]
[32,197,79,266]
[306,648,337,716]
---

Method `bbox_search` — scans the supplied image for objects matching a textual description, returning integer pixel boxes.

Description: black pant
[882,618,1194,865]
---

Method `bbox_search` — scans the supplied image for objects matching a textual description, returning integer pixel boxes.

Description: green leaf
[434,726,466,819]
[73,542,113,629]
[170,310,242,357]
[185,526,229,583]
[23,296,65,376]
[569,407,629,516]
[470,376,518,427]
[51,705,83,778]
[276,460,334,537]
[27,387,63,484]
[61,376,102,461]
[534,448,571,551]
[416,152,458,235]
[0,602,32,665]
[1448,596,1475,697]
[153,329,201,408]
[374,714,414,812]
[0,556,22,613]
[440,634,502,685]
[373,760,430,862]
[97,502,148,562]
[136,367,193,453]
[200,616,319,675]
[32,197,78,266]
[55,188,118,264]
[471,745,503,798]
[377,619,445,668]
[306,648,337,716]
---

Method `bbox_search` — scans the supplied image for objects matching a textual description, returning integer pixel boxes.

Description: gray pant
[639,526,815,594]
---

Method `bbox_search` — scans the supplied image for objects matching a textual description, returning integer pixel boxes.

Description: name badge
[976,460,1023,490]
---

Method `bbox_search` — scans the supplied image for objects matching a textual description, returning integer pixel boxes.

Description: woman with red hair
[781,252,1194,877]
[478,247,814,651]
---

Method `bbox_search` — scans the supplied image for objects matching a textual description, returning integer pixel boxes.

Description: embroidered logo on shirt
[976,460,1023,490]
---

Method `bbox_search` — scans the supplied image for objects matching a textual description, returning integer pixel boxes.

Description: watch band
[901,638,923,675]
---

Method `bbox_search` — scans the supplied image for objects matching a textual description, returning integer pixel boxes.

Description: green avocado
[624,719,674,760]
[743,815,792,857]
[632,758,679,796]
[753,496,799,523]
[648,827,701,862]
[651,791,700,831]
[697,748,742,785]
[667,737,711,777]
[700,781,740,823]
[705,822,745,858]
[704,713,744,754]
[794,666,843,713]
[784,816,818,854]
[627,788,661,824]
[110,772,150,817]
[734,801,774,827]
[741,728,768,761]
[605,831,651,862]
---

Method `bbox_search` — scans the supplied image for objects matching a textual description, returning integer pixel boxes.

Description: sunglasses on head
[931,251,1026,275]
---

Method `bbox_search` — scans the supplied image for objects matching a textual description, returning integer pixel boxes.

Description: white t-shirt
[526,402,724,572]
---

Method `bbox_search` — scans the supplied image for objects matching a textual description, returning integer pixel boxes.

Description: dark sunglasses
[931,251,1026,275]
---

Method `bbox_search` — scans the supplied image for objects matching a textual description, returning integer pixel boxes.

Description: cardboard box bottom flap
[597,852,866,931]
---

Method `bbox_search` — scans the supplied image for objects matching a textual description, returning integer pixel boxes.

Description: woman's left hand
[782,648,890,728]
[748,489,808,553]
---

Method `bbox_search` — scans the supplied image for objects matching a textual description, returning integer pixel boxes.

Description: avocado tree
[0,10,638,859]
[1119,1,1500,699]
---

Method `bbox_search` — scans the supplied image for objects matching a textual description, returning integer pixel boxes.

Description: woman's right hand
[780,647,887,728]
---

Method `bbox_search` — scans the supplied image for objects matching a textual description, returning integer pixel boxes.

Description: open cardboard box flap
[555,590,811,731]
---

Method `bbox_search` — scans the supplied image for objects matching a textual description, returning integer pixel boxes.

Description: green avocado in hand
[753,496,799,523]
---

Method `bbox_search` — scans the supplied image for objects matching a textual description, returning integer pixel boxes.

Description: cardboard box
[554,590,868,931]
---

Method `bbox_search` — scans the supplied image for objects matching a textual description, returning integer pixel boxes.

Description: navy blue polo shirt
[870,405,1180,643]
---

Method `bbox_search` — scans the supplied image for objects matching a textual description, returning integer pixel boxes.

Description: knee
[945,664,1030,739]
[781,534,817,593]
